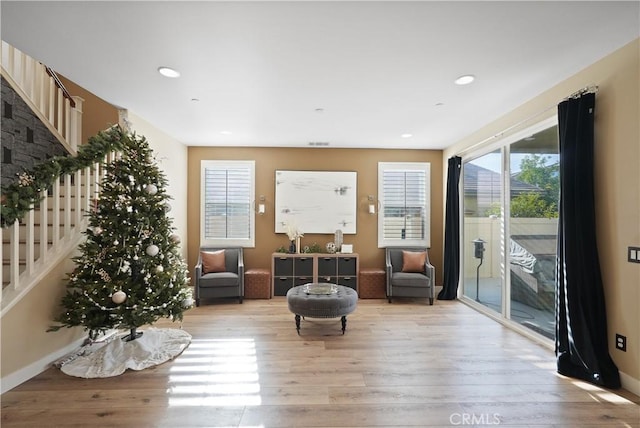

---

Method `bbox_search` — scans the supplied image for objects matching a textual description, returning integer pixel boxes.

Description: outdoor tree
[511,154,559,218]
[49,129,192,341]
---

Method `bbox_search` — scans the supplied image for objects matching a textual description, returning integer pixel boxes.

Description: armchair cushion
[199,271,239,287]
[402,250,426,273]
[201,250,226,274]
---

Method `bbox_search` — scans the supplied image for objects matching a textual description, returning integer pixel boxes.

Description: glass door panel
[463,150,503,314]
[508,126,559,339]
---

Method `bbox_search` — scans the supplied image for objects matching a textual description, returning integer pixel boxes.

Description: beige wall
[0,251,85,383]
[187,147,443,284]
[128,112,189,260]
[444,39,640,392]
[58,75,119,145]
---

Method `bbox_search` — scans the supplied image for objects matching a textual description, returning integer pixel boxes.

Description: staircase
[1,163,113,314]
[1,40,82,155]
[0,40,108,315]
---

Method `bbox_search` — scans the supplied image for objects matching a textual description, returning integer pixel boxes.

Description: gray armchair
[385,247,435,305]
[195,247,244,306]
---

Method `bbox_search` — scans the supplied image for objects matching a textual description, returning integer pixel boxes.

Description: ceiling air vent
[308,142,330,147]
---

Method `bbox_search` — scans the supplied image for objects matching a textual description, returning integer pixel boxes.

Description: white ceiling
[2,1,638,149]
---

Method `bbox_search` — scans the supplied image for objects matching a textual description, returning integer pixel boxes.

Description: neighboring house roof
[463,163,544,197]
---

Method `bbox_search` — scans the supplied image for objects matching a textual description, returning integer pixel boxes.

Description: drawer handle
[323,257,332,261]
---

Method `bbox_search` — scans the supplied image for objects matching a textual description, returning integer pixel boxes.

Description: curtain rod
[457,85,599,157]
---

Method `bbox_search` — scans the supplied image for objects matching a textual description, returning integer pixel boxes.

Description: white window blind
[378,162,430,248]
[201,160,255,247]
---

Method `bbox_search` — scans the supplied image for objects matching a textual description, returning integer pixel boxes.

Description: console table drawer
[317,257,337,276]
[274,257,293,276]
[274,277,295,296]
[337,276,357,290]
[294,257,314,276]
[338,257,357,275]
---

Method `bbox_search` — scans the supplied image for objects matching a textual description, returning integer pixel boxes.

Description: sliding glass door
[461,119,558,340]
[462,149,503,314]
[508,126,558,339]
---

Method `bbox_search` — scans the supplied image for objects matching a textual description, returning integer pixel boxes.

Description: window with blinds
[377,162,431,248]
[200,160,255,247]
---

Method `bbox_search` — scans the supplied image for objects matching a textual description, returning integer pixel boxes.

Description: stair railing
[1,40,82,155]
[1,152,119,315]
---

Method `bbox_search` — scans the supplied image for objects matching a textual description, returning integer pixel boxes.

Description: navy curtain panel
[438,156,462,300]
[555,92,620,388]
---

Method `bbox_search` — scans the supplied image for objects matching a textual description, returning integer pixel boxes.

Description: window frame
[200,160,255,247]
[377,161,431,248]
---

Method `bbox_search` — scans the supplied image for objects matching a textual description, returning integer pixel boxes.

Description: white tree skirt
[61,328,191,378]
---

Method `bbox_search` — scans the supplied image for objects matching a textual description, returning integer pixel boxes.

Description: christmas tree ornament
[170,234,181,244]
[145,184,158,195]
[112,290,127,304]
[146,244,159,256]
[93,226,103,235]
[156,265,164,273]
[182,297,194,308]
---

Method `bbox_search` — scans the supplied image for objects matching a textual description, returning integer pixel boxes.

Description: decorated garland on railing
[1,126,128,228]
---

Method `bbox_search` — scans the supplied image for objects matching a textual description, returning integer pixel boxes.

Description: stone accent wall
[1,76,69,186]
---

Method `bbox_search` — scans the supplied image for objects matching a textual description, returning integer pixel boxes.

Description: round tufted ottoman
[286,283,358,335]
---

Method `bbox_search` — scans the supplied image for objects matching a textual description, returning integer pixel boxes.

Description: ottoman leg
[341,316,347,334]
[295,314,301,335]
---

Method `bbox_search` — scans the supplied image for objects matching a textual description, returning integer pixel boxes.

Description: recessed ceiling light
[435,102,444,107]
[158,66,180,78]
[191,98,200,102]
[401,133,413,138]
[315,108,324,113]
[454,75,475,85]
[220,131,233,136]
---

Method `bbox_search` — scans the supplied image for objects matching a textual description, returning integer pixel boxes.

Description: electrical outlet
[615,334,627,352]
[628,246,640,263]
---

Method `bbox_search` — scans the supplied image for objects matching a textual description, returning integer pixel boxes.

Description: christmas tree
[49,129,192,341]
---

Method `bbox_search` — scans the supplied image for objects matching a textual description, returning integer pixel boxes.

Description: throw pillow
[201,250,226,274]
[402,250,426,273]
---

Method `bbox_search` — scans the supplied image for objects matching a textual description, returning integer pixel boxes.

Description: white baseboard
[620,371,640,397]
[0,336,85,394]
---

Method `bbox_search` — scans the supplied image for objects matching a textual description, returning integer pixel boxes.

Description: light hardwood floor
[2,298,639,427]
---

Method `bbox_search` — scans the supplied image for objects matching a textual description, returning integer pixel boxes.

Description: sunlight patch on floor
[168,338,262,406]
[571,379,637,404]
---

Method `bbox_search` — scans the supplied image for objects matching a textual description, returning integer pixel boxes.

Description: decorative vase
[296,236,301,254]
[289,240,296,254]
[334,229,343,252]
